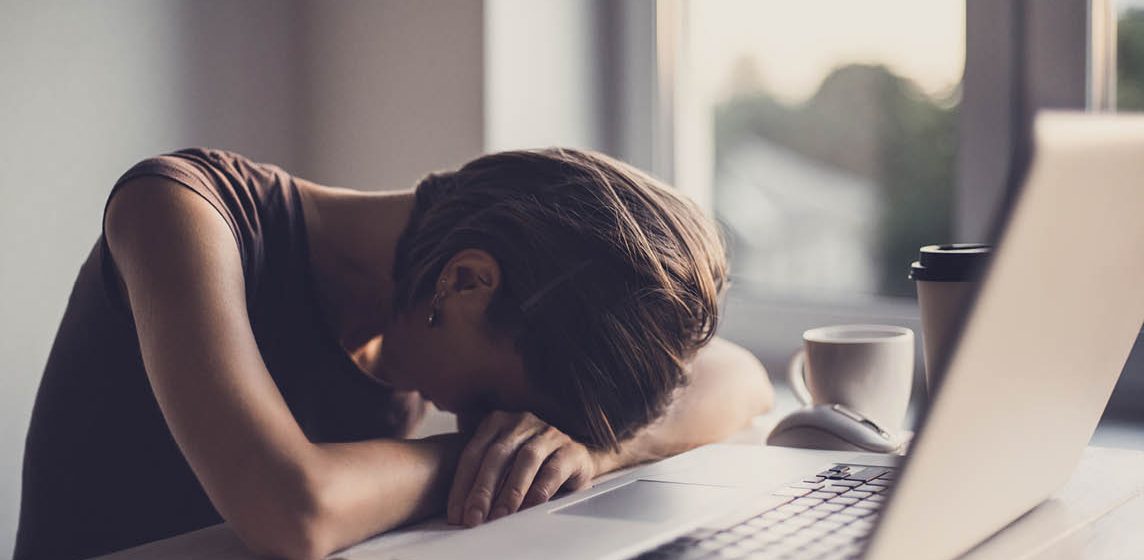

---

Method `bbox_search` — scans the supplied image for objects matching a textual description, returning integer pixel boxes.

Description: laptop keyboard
[630,464,896,560]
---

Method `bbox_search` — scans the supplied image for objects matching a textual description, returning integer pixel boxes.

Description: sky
[686,0,967,105]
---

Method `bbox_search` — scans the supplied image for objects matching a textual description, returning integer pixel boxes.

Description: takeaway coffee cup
[787,325,915,431]
[909,243,992,393]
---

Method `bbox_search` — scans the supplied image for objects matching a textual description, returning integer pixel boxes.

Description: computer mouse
[766,404,903,454]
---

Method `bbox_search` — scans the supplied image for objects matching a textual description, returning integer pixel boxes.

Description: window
[657,0,1141,430]
[682,1,965,302]
[1119,2,1144,110]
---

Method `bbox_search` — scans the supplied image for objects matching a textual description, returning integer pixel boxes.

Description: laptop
[355,112,1144,560]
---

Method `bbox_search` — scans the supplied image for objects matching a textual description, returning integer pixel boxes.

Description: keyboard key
[777,504,810,514]
[803,476,826,484]
[815,518,846,531]
[785,531,819,547]
[831,541,863,557]
[803,541,838,556]
[802,508,832,520]
[737,534,773,550]
[806,491,838,500]
[815,485,850,495]
[813,503,846,513]
[865,479,892,487]
[791,497,825,507]
[827,496,859,506]
[867,494,886,503]
[826,480,863,488]
[818,467,851,479]
[773,487,812,497]
[764,543,799,558]
[819,531,856,545]
[799,525,833,541]
[844,467,890,481]
[787,516,816,529]
[846,491,872,499]
[850,501,879,511]
[762,509,794,521]
[789,481,827,490]
[854,484,885,493]
[830,511,861,523]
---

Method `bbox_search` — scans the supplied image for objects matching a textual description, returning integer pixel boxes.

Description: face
[377,250,537,418]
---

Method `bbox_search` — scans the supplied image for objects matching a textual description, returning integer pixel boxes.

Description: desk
[97,441,1144,560]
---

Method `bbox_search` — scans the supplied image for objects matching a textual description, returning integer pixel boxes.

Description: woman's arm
[446,337,774,526]
[106,178,461,559]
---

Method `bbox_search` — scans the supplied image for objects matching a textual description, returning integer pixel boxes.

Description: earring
[427,293,442,327]
[427,277,447,327]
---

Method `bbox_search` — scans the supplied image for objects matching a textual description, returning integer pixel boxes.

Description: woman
[16,148,773,559]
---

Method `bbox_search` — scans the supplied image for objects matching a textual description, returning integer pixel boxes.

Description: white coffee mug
[788,324,915,431]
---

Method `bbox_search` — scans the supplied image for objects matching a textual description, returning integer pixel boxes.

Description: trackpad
[552,480,737,523]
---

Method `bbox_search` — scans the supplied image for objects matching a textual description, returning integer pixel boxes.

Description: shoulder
[105,148,302,288]
[104,176,242,280]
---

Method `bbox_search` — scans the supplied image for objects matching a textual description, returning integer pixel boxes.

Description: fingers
[521,445,593,510]
[449,412,547,526]
[460,427,539,526]
[487,429,565,521]
[446,415,502,524]
[447,412,596,527]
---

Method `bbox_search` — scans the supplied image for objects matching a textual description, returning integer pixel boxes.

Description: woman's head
[379,148,727,451]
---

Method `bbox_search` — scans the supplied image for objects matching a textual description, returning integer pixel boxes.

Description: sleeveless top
[15,148,410,559]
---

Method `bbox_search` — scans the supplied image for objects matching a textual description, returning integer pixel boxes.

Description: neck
[297,179,416,351]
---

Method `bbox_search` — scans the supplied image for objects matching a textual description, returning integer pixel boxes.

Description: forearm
[303,434,465,558]
[594,338,774,474]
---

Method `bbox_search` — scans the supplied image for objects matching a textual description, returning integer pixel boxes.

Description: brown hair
[391,148,727,450]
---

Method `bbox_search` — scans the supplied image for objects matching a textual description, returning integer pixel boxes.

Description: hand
[447,411,598,527]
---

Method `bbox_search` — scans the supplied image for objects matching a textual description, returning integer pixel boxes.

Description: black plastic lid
[909,243,992,282]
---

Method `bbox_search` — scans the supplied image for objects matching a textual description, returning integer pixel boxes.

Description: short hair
[391,148,728,451]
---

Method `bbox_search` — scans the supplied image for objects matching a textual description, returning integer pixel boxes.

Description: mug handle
[787,349,813,405]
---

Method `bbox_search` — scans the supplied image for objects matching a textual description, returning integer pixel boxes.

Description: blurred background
[3,0,1143,555]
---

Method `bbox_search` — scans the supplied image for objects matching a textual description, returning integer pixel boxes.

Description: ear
[436,249,501,318]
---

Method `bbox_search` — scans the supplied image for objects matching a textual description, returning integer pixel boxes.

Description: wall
[301,0,484,188]
[484,0,605,152]
[0,1,484,555]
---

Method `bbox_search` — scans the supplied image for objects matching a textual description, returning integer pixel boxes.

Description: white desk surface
[96,421,1144,560]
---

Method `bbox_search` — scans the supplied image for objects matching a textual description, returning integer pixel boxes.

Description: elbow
[240,517,334,560]
[231,470,339,560]
[753,360,775,416]
[718,341,774,418]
